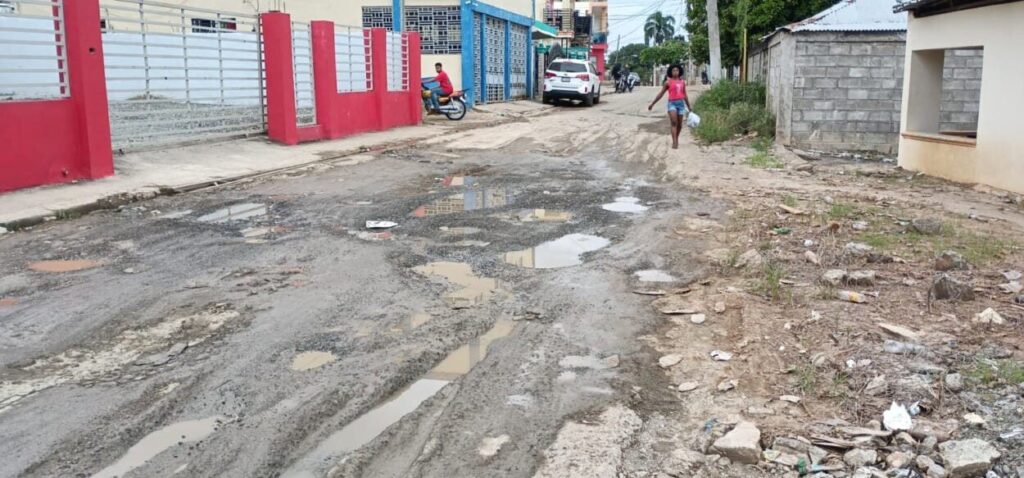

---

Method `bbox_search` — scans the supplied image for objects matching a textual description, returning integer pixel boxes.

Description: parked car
[542,59,602,107]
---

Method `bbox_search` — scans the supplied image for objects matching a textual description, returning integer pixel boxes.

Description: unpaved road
[0,90,723,477]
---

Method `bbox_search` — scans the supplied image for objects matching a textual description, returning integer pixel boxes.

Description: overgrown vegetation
[693,81,775,143]
[963,360,1024,387]
[756,258,789,300]
[745,137,783,168]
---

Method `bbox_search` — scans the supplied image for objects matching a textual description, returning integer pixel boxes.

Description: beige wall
[898,2,1024,194]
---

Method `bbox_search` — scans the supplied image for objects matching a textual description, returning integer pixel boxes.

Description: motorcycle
[421,79,467,121]
[626,72,639,92]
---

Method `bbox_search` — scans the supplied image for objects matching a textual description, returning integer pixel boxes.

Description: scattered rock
[1016,294,1024,305]
[711,421,761,464]
[883,402,913,431]
[852,221,869,231]
[935,251,968,271]
[717,379,738,392]
[1002,270,1022,281]
[677,381,699,392]
[911,218,944,236]
[884,340,925,355]
[846,270,877,286]
[478,434,510,457]
[713,302,726,313]
[710,350,733,361]
[945,373,964,392]
[879,323,921,342]
[963,413,986,427]
[822,269,848,286]
[779,395,801,404]
[845,242,874,257]
[972,308,1005,325]
[930,274,975,301]
[690,313,707,324]
[659,354,684,369]
[844,448,878,467]
[998,282,1022,294]
[918,455,937,471]
[804,250,821,265]
[653,295,699,315]
[735,249,764,269]
[928,463,948,478]
[912,420,959,442]
[920,436,938,454]
[887,451,913,469]
[938,439,1001,478]
[865,375,888,396]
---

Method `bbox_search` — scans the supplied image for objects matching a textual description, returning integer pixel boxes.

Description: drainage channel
[282,320,515,477]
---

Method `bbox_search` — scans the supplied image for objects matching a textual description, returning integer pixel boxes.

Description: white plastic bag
[686,112,701,129]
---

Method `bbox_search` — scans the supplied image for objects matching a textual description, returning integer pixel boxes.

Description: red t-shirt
[436,71,454,95]
[667,79,687,101]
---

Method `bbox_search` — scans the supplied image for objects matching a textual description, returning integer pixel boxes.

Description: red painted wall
[0,0,113,193]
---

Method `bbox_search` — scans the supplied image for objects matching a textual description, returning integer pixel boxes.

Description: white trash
[686,112,701,129]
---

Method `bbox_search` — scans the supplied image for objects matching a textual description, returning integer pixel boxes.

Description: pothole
[291,351,337,371]
[197,203,267,223]
[93,416,225,478]
[601,197,649,214]
[27,259,104,273]
[411,187,516,217]
[283,320,514,477]
[503,234,611,269]
[412,262,499,308]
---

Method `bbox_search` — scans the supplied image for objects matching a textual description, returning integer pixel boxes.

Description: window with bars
[361,6,461,55]
[190,17,237,33]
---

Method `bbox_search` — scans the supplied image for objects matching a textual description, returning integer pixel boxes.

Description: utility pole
[707,0,721,83]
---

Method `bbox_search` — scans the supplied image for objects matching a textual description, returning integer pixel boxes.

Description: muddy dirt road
[0,90,721,477]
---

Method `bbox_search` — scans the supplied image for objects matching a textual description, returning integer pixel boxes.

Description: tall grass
[693,81,775,143]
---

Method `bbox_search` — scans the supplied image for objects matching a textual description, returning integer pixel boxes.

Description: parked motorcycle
[625,72,639,92]
[421,79,467,121]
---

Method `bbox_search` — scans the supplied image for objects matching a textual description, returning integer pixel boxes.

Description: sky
[608,0,687,53]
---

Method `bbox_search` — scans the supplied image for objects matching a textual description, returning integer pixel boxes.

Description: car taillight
[576,74,590,81]
[544,72,556,78]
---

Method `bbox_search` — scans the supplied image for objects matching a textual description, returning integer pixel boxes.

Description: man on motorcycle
[427,62,454,114]
[618,65,632,93]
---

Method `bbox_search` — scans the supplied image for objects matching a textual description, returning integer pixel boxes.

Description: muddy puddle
[601,197,649,214]
[634,270,677,283]
[291,351,337,371]
[93,416,223,478]
[27,259,104,273]
[283,320,514,477]
[504,234,611,269]
[412,177,515,217]
[197,203,267,223]
[412,262,498,308]
[517,209,572,222]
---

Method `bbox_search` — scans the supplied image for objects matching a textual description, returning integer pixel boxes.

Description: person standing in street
[647,65,690,149]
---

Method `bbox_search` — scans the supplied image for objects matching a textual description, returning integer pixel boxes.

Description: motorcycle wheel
[445,99,467,121]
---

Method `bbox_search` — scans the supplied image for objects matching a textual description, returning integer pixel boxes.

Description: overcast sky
[608,0,687,53]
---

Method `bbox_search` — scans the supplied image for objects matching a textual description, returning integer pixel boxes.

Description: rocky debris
[938,439,1001,478]
[713,302,726,313]
[935,251,968,271]
[711,421,761,464]
[972,308,1005,325]
[717,379,738,392]
[690,313,707,324]
[134,342,188,367]
[920,436,939,454]
[886,451,913,469]
[963,413,986,427]
[1003,270,1022,281]
[846,270,877,286]
[998,281,1023,294]
[930,274,975,301]
[822,269,848,286]
[945,373,964,392]
[735,249,764,269]
[912,420,959,442]
[659,354,684,368]
[879,323,921,342]
[845,242,874,258]
[852,220,869,231]
[478,434,510,457]
[883,402,913,431]
[677,381,699,392]
[805,250,821,265]
[911,218,944,235]
[779,395,801,404]
[884,340,926,355]
[844,448,878,467]
[710,350,733,361]
[864,375,888,396]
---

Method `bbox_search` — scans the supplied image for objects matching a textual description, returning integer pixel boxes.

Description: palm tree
[706,0,722,82]
[644,12,676,46]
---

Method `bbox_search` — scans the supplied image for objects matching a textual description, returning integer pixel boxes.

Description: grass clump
[756,259,789,301]
[963,360,1024,387]
[745,137,783,169]
[693,81,775,143]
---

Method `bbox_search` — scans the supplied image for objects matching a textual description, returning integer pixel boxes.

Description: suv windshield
[548,62,587,73]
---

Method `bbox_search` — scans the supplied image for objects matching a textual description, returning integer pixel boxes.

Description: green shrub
[691,81,775,143]
[694,109,732,143]
[693,80,767,115]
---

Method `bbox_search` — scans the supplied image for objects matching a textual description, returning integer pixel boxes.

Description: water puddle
[197,203,267,223]
[634,270,677,283]
[439,226,482,235]
[158,210,193,220]
[504,234,611,269]
[291,351,337,371]
[284,320,514,477]
[602,197,649,214]
[28,259,104,273]
[412,178,514,217]
[92,416,223,478]
[518,209,572,222]
[412,262,498,309]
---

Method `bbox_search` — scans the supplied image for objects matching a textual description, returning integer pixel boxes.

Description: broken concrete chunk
[710,350,733,361]
[938,439,1001,478]
[972,308,1005,325]
[735,249,764,269]
[945,373,964,392]
[844,242,874,257]
[690,313,707,324]
[886,451,913,469]
[804,250,821,265]
[883,402,913,431]
[717,379,738,392]
[930,274,975,301]
[846,270,877,286]
[658,354,684,369]
[963,413,986,427]
[884,340,925,355]
[911,420,959,442]
[864,375,888,396]
[878,323,920,342]
[935,250,968,271]
[1003,270,1022,281]
[711,421,761,464]
[998,281,1022,294]
[911,218,944,236]
[822,269,848,286]
[843,448,878,467]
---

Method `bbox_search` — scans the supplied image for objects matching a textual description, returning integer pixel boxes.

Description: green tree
[639,40,688,68]
[644,12,676,46]
[609,43,653,84]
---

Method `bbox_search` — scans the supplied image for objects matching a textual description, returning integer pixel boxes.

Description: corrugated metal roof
[785,0,907,32]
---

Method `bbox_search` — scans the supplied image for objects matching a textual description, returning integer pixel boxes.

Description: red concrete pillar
[63,0,112,178]
[261,12,299,145]
[591,43,608,80]
[407,32,423,125]
[369,28,388,129]
[311,21,338,137]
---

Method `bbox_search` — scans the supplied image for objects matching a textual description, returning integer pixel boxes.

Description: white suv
[542,59,602,106]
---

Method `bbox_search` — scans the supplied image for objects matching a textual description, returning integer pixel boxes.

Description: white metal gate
[0,0,69,101]
[484,17,505,103]
[101,0,266,152]
[292,21,314,126]
[509,24,527,99]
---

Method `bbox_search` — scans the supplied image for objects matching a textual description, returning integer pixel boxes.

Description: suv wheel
[583,91,594,107]
[594,87,601,104]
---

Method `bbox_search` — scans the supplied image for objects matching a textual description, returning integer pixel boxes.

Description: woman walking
[648,65,691,149]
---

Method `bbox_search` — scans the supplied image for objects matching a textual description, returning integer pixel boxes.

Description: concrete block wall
[789,31,907,154]
[940,48,983,132]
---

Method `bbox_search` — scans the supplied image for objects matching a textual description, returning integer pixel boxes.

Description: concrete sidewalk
[0,101,550,226]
